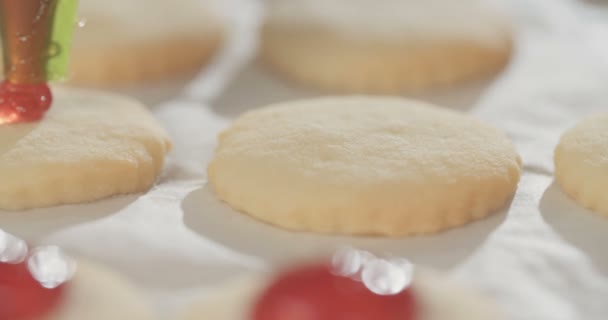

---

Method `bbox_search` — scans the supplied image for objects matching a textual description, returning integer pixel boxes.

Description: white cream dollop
[27,245,77,289]
[0,229,28,264]
[331,247,415,295]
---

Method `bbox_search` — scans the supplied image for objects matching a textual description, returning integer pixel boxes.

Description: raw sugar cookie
[261,0,513,93]
[180,251,503,320]
[0,231,153,320]
[0,86,171,210]
[555,114,608,216]
[208,97,521,236]
[68,0,224,86]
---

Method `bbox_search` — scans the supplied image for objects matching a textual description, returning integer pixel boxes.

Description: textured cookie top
[216,97,518,187]
[0,87,171,210]
[209,97,521,236]
[557,115,608,165]
[265,0,510,43]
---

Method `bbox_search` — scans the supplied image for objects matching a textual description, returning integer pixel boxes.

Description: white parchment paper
[1,0,608,319]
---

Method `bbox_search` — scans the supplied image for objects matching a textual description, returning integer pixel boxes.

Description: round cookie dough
[262,0,513,93]
[179,270,504,320]
[46,260,153,320]
[208,97,521,236]
[69,0,224,86]
[555,114,608,216]
[0,86,171,210]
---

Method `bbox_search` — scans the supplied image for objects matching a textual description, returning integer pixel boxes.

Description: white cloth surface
[1,0,608,319]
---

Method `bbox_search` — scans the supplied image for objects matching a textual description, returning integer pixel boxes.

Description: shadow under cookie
[91,75,198,109]
[539,182,608,275]
[182,185,507,270]
[0,195,137,240]
[211,63,500,118]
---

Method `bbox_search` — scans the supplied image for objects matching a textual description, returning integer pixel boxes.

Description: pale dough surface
[0,86,171,210]
[46,260,153,320]
[555,114,608,216]
[266,0,510,42]
[69,0,224,86]
[179,270,504,320]
[262,0,512,92]
[208,97,521,236]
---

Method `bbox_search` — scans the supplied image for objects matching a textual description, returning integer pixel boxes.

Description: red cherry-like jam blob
[0,80,52,124]
[253,262,417,320]
[0,254,66,320]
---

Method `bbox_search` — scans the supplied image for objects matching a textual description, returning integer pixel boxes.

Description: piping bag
[0,0,78,124]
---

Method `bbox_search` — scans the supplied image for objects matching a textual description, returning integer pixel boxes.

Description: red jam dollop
[253,261,417,320]
[0,237,70,320]
[0,81,52,124]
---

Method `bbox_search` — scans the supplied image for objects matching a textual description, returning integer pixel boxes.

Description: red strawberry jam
[0,232,70,320]
[0,81,52,124]
[253,259,417,320]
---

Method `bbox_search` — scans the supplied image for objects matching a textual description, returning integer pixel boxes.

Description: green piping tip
[46,0,78,81]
